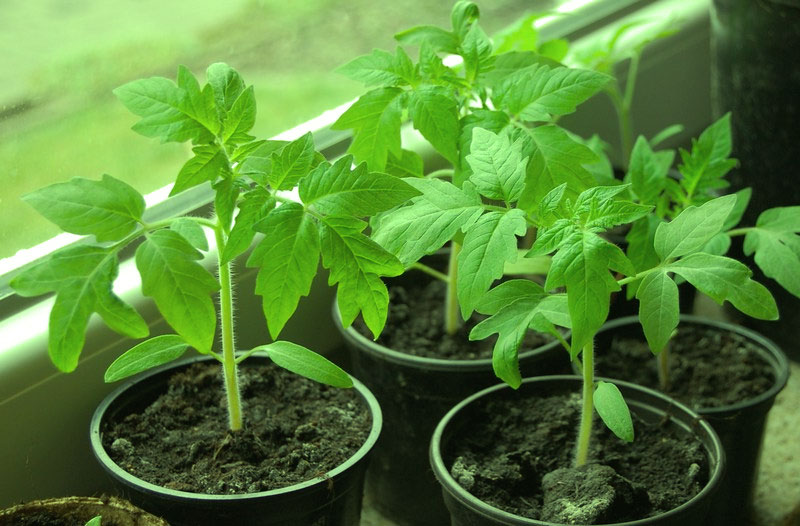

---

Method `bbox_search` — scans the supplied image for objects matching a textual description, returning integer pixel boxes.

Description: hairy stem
[445,241,462,336]
[411,262,449,282]
[574,340,595,467]
[657,346,670,392]
[215,225,243,431]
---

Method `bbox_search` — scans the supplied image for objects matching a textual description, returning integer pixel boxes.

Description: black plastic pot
[593,315,790,526]
[90,354,382,526]
[0,496,169,526]
[710,0,800,361]
[335,304,566,526]
[430,376,726,526]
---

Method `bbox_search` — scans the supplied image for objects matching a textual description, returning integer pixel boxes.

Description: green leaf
[636,270,679,354]
[667,253,778,319]
[299,156,420,217]
[22,174,144,242]
[527,218,576,257]
[222,85,256,143]
[594,381,634,442]
[176,65,220,137]
[494,64,612,121]
[574,185,652,231]
[514,125,597,211]
[371,179,483,266]
[678,113,737,201]
[213,177,240,233]
[172,144,231,195]
[655,195,737,260]
[461,22,494,80]
[268,132,317,191]
[479,51,560,87]
[451,1,480,40]
[408,86,460,166]
[136,229,219,353]
[546,232,624,355]
[744,206,800,298]
[465,127,527,203]
[170,217,208,251]
[320,216,404,338]
[10,245,144,372]
[114,69,216,144]
[337,47,417,87]
[237,140,289,184]
[85,517,102,526]
[457,110,510,185]
[104,335,189,382]
[395,25,460,54]
[221,188,276,264]
[470,280,548,388]
[257,341,353,388]
[503,251,551,276]
[458,209,527,319]
[248,203,320,339]
[722,187,752,230]
[332,87,405,171]
[626,215,661,273]
[385,149,424,178]
[206,62,245,112]
[627,136,673,205]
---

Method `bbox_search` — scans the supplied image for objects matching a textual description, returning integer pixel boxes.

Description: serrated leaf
[636,270,679,353]
[206,62,245,112]
[136,229,219,353]
[320,216,404,338]
[626,215,662,273]
[722,187,752,230]
[395,25,460,54]
[546,232,623,355]
[408,86,460,166]
[94,287,149,340]
[466,127,527,203]
[527,218,576,257]
[22,174,144,242]
[213,177,240,233]
[299,156,420,217]
[170,217,208,251]
[574,184,652,231]
[495,64,612,121]
[654,195,737,260]
[744,206,800,298]
[594,381,634,442]
[221,188,276,264]
[457,109,510,185]
[222,85,256,143]
[371,178,483,266]
[114,70,216,144]
[537,183,568,225]
[172,144,231,195]
[628,136,673,205]
[256,341,353,388]
[237,140,289,184]
[461,21,494,80]
[678,113,736,202]
[268,132,316,191]
[514,125,597,212]
[470,280,548,388]
[479,51,561,87]
[458,210,527,319]
[332,87,405,171]
[176,65,220,137]
[104,335,189,382]
[337,47,417,87]
[247,203,320,339]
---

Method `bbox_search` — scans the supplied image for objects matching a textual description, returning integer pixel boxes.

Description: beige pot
[0,496,169,526]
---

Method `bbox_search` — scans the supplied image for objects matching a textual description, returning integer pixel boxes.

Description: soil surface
[355,278,553,360]
[596,324,774,409]
[102,361,371,494]
[446,387,709,523]
[7,513,117,526]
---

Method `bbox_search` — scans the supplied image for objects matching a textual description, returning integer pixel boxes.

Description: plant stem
[444,241,462,336]
[657,346,670,392]
[215,225,243,431]
[411,262,449,282]
[574,339,595,467]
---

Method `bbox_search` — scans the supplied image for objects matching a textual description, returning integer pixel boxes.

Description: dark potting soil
[8,513,117,526]
[102,361,371,494]
[355,278,554,360]
[596,324,774,409]
[447,389,709,524]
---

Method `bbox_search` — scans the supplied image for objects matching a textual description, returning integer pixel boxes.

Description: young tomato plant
[619,113,800,389]
[10,64,418,431]
[334,1,613,335]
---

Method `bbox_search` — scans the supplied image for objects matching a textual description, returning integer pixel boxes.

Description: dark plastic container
[710,0,800,361]
[593,316,790,526]
[335,306,567,526]
[90,354,382,526]
[430,376,726,526]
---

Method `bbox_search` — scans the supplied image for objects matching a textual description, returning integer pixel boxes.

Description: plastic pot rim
[332,299,566,373]
[429,375,726,526]
[90,352,382,503]
[598,314,790,417]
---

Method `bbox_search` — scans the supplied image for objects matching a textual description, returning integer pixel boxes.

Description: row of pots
[7,308,785,526]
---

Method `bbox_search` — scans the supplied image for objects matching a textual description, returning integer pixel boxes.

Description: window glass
[0,0,545,261]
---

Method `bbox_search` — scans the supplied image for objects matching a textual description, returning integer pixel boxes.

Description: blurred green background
[0,0,530,260]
